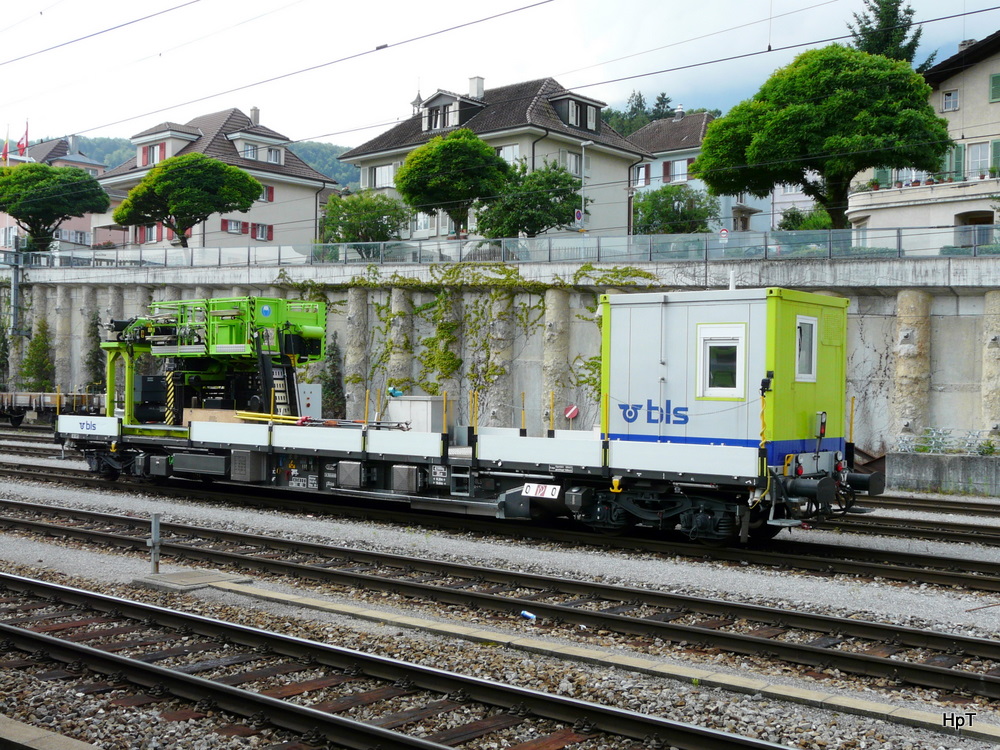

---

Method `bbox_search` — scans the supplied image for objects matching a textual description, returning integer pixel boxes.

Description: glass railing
[17,226,1000,269]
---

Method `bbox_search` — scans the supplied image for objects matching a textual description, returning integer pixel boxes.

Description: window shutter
[156,223,163,241]
[421,109,429,131]
[990,141,1000,171]
[138,226,145,243]
[686,158,695,178]
[141,146,149,166]
[643,164,650,185]
[267,225,273,241]
[448,106,459,127]
[167,227,174,240]
[241,222,249,234]
[159,143,166,161]
[991,74,1000,102]
[955,143,966,178]
[221,219,227,232]
[873,167,890,187]
[558,148,568,169]
[662,161,671,183]
[251,223,258,238]
[267,186,274,202]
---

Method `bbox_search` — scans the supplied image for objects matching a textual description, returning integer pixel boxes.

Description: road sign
[564,404,579,420]
[574,208,584,224]
[719,228,729,244]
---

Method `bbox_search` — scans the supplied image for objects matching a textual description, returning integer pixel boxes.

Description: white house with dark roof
[94,107,337,249]
[628,110,774,232]
[340,77,651,238]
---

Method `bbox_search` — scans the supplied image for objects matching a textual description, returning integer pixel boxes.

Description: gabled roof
[99,108,335,185]
[923,30,1000,87]
[341,78,650,161]
[26,138,104,168]
[627,112,715,155]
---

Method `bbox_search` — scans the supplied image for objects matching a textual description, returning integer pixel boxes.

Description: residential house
[340,77,651,238]
[847,33,1000,244]
[94,108,336,249]
[628,109,773,232]
[0,137,106,251]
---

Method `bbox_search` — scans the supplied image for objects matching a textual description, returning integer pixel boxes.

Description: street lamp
[579,140,594,231]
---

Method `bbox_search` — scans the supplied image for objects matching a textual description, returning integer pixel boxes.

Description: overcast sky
[3,0,999,150]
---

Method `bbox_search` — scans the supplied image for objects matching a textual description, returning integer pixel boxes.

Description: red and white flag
[16,122,27,156]
[1,133,7,166]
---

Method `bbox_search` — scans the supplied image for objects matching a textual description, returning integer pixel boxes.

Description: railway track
[2,462,1000,590]
[0,570,791,750]
[2,498,1000,702]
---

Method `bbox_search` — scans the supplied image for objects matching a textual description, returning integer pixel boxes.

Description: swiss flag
[16,124,27,156]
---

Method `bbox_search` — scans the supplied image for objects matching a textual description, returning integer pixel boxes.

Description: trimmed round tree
[113,153,261,248]
[0,163,110,250]
[393,128,510,235]
[691,44,950,229]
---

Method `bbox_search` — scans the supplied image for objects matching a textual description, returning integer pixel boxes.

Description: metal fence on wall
[15,225,1000,269]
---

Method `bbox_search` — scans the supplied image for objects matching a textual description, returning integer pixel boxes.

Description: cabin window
[796,315,817,382]
[697,323,745,399]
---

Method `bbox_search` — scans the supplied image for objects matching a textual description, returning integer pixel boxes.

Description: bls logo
[78,421,97,431]
[618,399,689,425]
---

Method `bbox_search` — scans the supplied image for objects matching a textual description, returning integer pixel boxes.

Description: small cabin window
[796,315,817,382]
[697,323,745,399]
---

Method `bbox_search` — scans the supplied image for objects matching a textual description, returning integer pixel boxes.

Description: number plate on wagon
[521,483,560,499]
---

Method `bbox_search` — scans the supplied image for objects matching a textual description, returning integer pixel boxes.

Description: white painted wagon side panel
[272,425,364,452]
[367,430,443,458]
[608,440,758,478]
[478,433,603,467]
[57,414,120,438]
[190,421,270,447]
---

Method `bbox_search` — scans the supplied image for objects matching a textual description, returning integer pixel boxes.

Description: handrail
[8,225,1000,270]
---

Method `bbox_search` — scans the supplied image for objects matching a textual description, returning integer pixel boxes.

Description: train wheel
[100,466,120,482]
[8,414,24,428]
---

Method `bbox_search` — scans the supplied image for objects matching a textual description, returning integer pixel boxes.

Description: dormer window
[587,106,597,130]
[568,102,580,126]
[267,147,281,164]
[141,143,166,166]
[244,144,258,159]
[423,102,459,131]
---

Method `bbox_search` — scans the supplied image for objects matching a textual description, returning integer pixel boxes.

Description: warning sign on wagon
[522,483,560,498]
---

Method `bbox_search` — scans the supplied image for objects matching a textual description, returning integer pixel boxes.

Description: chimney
[469,76,485,99]
[673,104,685,121]
[68,134,78,153]
[959,39,978,52]
[250,106,260,125]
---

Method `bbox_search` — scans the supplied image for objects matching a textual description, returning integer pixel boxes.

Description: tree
[475,161,582,238]
[323,189,411,246]
[848,0,936,73]
[691,45,950,229]
[113,153,261,248]
[19,317,55,391]
[0,163,110,250]
[394,129,510,235]
[318,331,347,418]
[82,310,106,391]
[632,184,720,234]
[650,93,675,120]
[777,206,833,231]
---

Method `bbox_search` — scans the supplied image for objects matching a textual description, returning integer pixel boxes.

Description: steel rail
[0,572,791,750]
[3,501,1000,699]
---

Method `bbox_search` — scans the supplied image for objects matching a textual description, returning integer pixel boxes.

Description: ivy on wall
[279,261,657,421]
